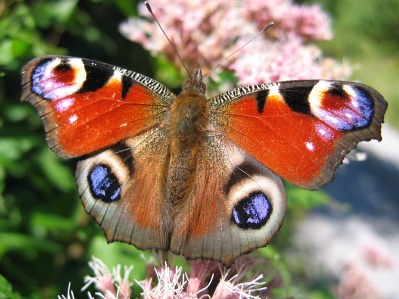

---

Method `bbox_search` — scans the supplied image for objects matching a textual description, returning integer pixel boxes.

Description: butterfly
[21,55,387,266]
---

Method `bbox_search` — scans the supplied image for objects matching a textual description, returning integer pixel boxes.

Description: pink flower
[120,0,244,77]
[81,256,132,299]
[59,255,279,298]
[137,254,272,298]
[229,33,324,85]
[336,262,383,299]
[243,0,332,41]
[119,0,348,87]
[362,243,393,268]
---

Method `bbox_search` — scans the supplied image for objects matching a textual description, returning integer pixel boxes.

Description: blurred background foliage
[0,0,397,298]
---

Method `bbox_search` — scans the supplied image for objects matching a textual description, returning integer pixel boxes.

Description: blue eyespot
[88,164,121,202]
[31,58,54,99]
[231,192,272,229]
[349,87,374,128]
[317,85,374,131]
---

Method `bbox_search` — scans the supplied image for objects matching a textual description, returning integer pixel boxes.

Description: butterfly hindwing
[76,127,173,250]
[169,135,286,266]
[21,56,175,158]
[75,123,286,266]
[209,80,387,190]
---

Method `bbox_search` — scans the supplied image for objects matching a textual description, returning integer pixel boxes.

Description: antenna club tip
[262,22,274,32]
[145,1,153,13]
[262,22,274,31]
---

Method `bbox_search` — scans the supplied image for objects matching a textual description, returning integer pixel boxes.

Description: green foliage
[0,1,147,297]
[0,275,22,299]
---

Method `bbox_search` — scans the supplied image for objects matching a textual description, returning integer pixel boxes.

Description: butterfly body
[21,56,386,266]
[167,71,209,205]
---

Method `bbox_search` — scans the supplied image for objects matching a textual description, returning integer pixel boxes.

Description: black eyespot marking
[255,90,268,114]
[122,75,134,99]
[111,142,135,175]
[88,164,121,202]
[224,162,262,195]
[281,84,312,115]
[54,61,72,72]
[79,64,113,93]
[328,83,347,98]
[231,192,272,229]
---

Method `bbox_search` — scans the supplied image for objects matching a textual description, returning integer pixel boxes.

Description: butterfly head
[182,69,206,95]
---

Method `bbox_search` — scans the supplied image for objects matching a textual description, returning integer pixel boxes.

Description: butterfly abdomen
[166,90,210,205]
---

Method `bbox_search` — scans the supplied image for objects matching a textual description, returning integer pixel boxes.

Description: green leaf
[0,232,62,258]
[0,138,34,163]
[154,56,185,89]
[36,149,75,192]
[286,184,330,209]
[31,212,76,235]
[0,40,14,65]
[32,0,79,27]
[0,275,23,299]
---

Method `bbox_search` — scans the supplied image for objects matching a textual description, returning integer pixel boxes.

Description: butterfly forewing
[209,80,387,190]
[21,56,175,158]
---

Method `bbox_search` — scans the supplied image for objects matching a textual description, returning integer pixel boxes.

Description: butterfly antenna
[202,22,274,79]
[145,1,192,79]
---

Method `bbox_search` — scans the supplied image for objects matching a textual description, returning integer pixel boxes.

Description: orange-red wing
[21,56,175,159]
[210,80,387,190]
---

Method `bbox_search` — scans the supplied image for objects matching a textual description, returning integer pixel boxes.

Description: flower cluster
[58,255,280,299]
[337,262,382,299]
[243,0,332,41]
[336,241,393,298]
[119,0,351,87]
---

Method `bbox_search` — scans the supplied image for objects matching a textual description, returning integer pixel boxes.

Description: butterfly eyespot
[88,164,121,202]
[231,191,272,229]
[309,81,375,131]
[30,57,87,101]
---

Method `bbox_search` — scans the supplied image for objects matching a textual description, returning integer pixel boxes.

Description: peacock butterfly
[21,55,387,266]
